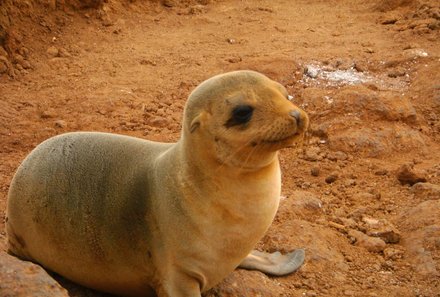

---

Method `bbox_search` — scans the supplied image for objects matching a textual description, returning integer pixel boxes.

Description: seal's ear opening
[190,115,201,133]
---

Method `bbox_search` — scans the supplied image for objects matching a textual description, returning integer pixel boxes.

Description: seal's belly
[6,132,169,295]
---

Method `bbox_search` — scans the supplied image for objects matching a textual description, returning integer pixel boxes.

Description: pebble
[46,46,59,57]
[362,216,401,244]
[349,229,386,252]
[311,166,320,176]
[291,190,323,211]
[327,151,348,161]
[148,116,168,128]
[304,65,319,78]
[396,164,427,186]
[303,146,321,161]
[0,46,7,56]
[54,120,67,128]
[40,109,57,119]
[0,60,7,74]
[325,173,338,184]
[383,247,404,260]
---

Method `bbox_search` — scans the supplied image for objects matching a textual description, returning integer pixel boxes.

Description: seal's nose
[289,110,301,125]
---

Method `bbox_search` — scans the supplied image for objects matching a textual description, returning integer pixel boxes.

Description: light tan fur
[6,70,309,297]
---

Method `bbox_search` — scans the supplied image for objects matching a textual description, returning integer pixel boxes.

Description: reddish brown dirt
[1,0,440,296]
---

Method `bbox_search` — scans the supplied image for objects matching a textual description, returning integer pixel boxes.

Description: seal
[6,70,309,297]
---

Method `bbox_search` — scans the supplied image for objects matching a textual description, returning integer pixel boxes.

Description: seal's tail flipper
[238,249,305,276]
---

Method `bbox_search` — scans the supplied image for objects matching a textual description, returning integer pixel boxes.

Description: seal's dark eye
[225,105,254,128]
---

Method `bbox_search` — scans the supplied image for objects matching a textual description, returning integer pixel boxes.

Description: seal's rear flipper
[238,249,305,276]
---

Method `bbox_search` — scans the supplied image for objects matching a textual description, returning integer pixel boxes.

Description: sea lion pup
[6,70,309,297]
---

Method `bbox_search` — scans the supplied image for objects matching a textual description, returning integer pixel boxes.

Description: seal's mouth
[255,130,305,147]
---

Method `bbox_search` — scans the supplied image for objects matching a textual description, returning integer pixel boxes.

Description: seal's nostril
[290,110,301,124]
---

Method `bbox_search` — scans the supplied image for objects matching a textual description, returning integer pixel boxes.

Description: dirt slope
[0,0,439,296]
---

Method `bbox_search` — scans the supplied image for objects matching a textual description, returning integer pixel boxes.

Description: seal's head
[182,70,309,170]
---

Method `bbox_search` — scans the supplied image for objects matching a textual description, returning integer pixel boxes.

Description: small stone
[374,169,388,176]
[21,61,32,69]
[162,0,175,7]
[380,14,398,25]
[325,173,338,184]
[13,54,25,64]
[0,60,7,74]
[291,190,322,211]
[328,221,346,232]
[40,109,57,119]
[344,179,356,187]
[54,120,67,128]
[396,164,427,186]
[311,166,320,176]
[0,46,7,57]
[226,57,242,63]
[303,147,321,161]
[387,68,406,78]
[327,151,348,161]
[102,15,114,26]
[304,65,319,78]
[148,116,168,128]
[362,216,401,244]
[348,229,386,253]
[46,46,59,57]
[383,247,404,260]
[352,192,376,202]
[58,48,71,58]
[411,182,440,200]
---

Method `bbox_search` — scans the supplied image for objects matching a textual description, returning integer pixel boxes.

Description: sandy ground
[1,0,440,296]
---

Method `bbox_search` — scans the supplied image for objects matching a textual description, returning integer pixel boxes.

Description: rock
[46,46,59,58]
[0,46,7,56]
[303,146,321,161]
[304,65,319,78]
[327,151,348,161]
[396,164,427,186]
[21,60,32,69]
[0,251,69,297]
[13,54,25,64]
[0,59,7,74]
[380,14,399,25]
[290,190,323,211]
[362,216,401,244]
[351,192,376,203]
[325,173,338,184]
[148,116,168,128]
[411,182,440,200]
[383,247,404,260]
[40,109,57,119]
[348,229,386,253]
[205,269,284,297]
[162,0,176,7]
[329,125,426,158]
[310,166,320,176]
[58,48,71,58]
[399,200,440,277]
[54,120,67,128]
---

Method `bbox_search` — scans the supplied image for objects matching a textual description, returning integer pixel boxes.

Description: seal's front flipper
[238,249,305,276]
